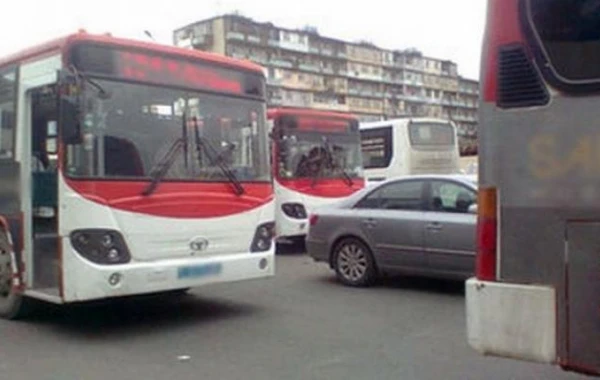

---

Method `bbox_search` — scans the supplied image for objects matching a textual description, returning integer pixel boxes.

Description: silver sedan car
[307,175,477,287]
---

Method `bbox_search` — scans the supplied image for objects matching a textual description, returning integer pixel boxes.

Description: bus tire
[0,232,30,320]
[333,237,377,287]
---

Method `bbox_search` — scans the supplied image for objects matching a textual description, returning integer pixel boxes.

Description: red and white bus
[466,0,600,376]
[268,108,364,242]
[0,31,275,319]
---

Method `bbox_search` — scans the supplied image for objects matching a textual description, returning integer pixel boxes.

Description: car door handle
[362,218,378,228]
[426,222,443,231]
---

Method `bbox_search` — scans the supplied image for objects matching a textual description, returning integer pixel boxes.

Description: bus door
[565,222,600,373]
[29,85,60,292]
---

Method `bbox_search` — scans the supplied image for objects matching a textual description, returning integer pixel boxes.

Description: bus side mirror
[59,97,82,145]
[58,70,83,145]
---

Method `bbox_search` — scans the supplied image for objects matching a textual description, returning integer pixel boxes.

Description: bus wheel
[333,238,377,287]
[0,232,29,320]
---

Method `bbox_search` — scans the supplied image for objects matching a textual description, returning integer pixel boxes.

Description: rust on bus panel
[529,133,598,179]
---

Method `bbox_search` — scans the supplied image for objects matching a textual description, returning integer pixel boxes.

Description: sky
[1,0,487,79]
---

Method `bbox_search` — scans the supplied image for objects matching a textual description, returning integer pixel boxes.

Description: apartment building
[173,14,479,154]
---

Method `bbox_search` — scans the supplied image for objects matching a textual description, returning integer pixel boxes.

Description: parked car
[306,175,478,286]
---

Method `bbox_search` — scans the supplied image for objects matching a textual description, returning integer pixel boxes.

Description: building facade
[173,14,479,154]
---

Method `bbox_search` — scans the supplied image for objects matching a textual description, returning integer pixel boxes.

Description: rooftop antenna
[144,30,156,41]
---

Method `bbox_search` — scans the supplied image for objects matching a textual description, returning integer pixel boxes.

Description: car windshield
[277,130,362,179]
[65,79,270,182]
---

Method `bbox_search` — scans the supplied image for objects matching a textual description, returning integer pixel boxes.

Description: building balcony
[312,102,349,112]
[270,59,294,68]
[191,34,212,47]
[249,55,267,64]
[267,77,282,85]
[298,63,320,72]
[247,35,261,44]
[269,96,283,105]
[321,49,334,56]
[226,32,245,41]
[230,52,247,59]
[268,40,280,47]
[405,95,427,103]
[309,47,320,54]
[322,67,335,74]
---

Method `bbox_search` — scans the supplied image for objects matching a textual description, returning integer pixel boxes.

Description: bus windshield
[408,122,455,147]
[65,79,270,182]
[277,129,362,180]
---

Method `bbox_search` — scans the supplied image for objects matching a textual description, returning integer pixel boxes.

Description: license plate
[177,263,222,279]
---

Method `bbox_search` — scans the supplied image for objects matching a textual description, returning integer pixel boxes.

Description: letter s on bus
[529,133,562,179]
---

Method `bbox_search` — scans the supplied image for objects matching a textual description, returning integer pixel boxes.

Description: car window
[430,180,476,213]
[356,180,424,210]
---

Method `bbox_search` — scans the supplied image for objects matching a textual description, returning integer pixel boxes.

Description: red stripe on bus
[65,179,273,218]
[483,0,524,102]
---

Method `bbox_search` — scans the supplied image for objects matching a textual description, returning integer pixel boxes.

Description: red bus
[466,0,600,376]
[268,108,364,242]
[0,31,274,319]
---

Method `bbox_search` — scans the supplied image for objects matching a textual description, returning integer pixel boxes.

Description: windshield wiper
[329,148,354,187]
[190,116,244,196]
[311,138,353,188]
[310,150,328,188]
[68,65,111,99]
[141,112,190,196]
[141,138,186,196]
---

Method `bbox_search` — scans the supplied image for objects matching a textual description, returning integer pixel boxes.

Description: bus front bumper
[275,215,308,241]
[465,278,556,364]
[62,245,275,303]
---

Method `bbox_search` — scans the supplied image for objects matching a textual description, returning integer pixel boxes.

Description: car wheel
[333,238,377,287]
[0,231,30,320]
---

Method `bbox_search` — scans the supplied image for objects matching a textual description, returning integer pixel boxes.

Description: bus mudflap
[564,222,600,375]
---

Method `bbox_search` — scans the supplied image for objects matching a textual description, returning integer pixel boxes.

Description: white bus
[0,32,275,319]
[268,108,364,243]
[359,118,460,184]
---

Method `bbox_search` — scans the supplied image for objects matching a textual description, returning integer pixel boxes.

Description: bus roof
[359,117,454,130]
[0,31,265,74]
[267,107,357,121]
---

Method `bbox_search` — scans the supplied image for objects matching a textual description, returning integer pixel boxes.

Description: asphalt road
[0,251,586,380]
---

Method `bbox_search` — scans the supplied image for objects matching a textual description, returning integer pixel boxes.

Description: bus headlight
[250,222,275,252]
[281,203,307,219]
[70,229,131,265]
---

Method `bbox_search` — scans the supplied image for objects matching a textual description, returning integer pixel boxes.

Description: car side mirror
[468,204,478,214]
